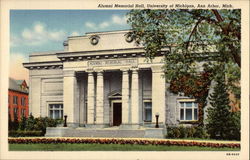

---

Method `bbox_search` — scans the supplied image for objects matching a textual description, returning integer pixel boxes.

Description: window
[179,101,198,121]
[49,104,63,119]
[14,108,18,117]
[144,101,152,122]
[21,109,26,117]
[13,96,18,105]
[21,97,26,106]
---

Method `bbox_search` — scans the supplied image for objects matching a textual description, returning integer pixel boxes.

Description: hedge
[8,138,240,148]
[9,131,44,137]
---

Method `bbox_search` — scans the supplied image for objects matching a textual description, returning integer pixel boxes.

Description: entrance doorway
[113,102,122,126]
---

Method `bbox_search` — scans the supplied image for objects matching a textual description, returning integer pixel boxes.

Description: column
[96,70,104,124]
[30,77,41,117]
[131,68,139,125]
[152,65,166,124]
[87,72,95,124]
[63,70,77,126]
[121,69,130,124]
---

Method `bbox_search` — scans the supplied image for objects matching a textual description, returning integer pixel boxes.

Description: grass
[9,143,240,151]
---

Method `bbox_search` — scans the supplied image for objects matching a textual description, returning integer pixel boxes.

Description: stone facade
[24,30,200,129]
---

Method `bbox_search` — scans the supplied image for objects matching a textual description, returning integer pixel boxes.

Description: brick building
[8,78,29,121]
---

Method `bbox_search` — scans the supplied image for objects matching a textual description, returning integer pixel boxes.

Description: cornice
[56,47,170,62]
[23,61,63,70]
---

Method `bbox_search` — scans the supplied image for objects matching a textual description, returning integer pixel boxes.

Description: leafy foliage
[166,126,208,139]
[206,67,240,140]
[9,130,44,137]
[127,9,241,127]
[8,114,62,137]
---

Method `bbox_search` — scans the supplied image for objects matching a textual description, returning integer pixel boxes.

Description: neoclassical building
[23,30,198,129]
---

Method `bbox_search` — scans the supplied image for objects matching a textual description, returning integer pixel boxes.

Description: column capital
[151,65,164,73]
[131,67,139,73]
[96,71,104,76]
[95,68,104,73]
[120,67,130,72]
[87,72,94,76]
[86,68,94,73]
[63,70,75,77]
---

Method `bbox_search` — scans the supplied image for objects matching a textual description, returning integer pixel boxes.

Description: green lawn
[9,143,240,151]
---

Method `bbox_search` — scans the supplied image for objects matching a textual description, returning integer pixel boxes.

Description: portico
[63,64,166,128]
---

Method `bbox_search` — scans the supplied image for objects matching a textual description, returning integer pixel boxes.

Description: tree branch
[211,9,241,67]
[186,18,203,50]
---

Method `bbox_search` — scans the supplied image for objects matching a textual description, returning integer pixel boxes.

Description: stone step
[45,127,165,139]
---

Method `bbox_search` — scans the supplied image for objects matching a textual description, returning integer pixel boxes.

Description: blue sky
[10,10,130,82]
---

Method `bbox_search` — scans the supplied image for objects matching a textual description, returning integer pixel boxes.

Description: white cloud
[70,31,80,36]
[13,21,67,46]
[48,30,66,41]
[84,14,128,31]
[22,29,33,40]
[99,22,110,29]
[112,15,127,25]
[9,52,29,83]
[10,35,20,47]
[85,22,96,29]
[34,22,45,34]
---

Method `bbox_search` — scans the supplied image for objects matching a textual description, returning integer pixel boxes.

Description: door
[113,103,122,126]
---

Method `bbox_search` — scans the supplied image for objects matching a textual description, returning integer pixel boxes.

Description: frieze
[88,58,137,67]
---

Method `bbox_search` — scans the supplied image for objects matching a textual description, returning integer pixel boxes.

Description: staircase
[45,127,165,139]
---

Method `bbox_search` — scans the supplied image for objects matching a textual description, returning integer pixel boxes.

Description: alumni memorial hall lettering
[88,59,137,67]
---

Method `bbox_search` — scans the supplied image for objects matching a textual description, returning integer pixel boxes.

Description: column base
[66,123,79,128]
[84,124,110,128]
[143,122,165,128]
[120,124,141,129]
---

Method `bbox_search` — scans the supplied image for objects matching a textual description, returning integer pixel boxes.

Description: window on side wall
[21,97,26,106]
[179,100,198,121]
[14,108,18,118]
[13,96,18,105]
[49,104,63,119]
[144,101,152,122]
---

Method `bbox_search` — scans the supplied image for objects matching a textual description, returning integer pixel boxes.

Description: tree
[206,66,240,140]
[18,116,27,131]
[127,10,241,124]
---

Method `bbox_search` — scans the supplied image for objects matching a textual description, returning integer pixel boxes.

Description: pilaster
[151,65,166,125]
[96,70,104,124]
[63,70,77,126]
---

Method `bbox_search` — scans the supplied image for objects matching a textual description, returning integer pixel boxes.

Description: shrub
[18,116,27,131]
[166,126,208,139]
[167,127,181,138]
[26,114,35,131]
[193,126,208,138]
[8,114,62,137]
[179,125,187,138]
[187,127,196,138]
[8,114,19,131]
[8,130,44,137]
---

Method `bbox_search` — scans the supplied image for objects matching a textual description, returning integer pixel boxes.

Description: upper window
[13,96,18,105]
[144,101,152,122]
[179,101,198,121]
[21,97,26,106]
[49,104,63,119]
